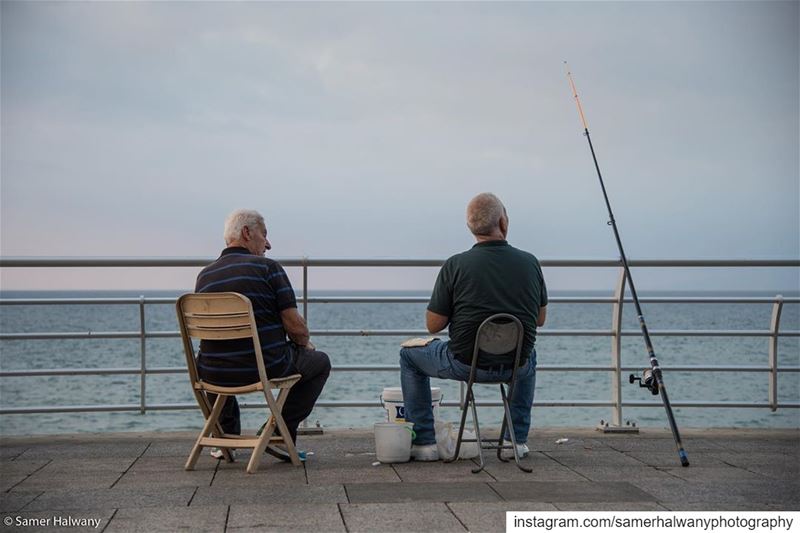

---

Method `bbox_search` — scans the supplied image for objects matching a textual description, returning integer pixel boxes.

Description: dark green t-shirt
[427,240,548,366]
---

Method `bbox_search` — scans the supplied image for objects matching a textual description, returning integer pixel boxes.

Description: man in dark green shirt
[400,193,547,461]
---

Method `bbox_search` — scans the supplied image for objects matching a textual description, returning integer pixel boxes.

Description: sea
[1,290,798,436]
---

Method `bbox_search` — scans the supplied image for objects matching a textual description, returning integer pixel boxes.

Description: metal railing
[1,257,799,426]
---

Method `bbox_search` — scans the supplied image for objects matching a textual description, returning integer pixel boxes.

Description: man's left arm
[426,261,453,334]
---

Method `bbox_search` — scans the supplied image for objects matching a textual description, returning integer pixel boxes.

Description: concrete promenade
[1,428,798,532]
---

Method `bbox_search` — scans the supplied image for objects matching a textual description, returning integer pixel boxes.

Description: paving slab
[340,502,465,533]
[482,463,588,482]
[527,437,612,453]
[543,450,646,467]
[0,491,42,513]
[105,504,228,532]
[743,464,800,480]
[307,464,401,485]
[391,460,494,483]
[713,452,800,468]
[713,439,800,455]
[15,442,147,460]
[447,501,558,533]
[212,461,307,488]
[0,446,28,461]
[141,440,197,458]
[659,465,768,482]
[305,454,402,485]
[552,502,668,511]
[0,508,115,532]
[12,471,122,492]
[345,481,502,503]
[22,486,195,512]
[491,481,657,503]
[192,484,347,506]
[567,465,677,483]
[227,503,346,532]
[603,437,728,453]
[628,478,800,507]
[659,502,780,512]
[624,451,726,467]
[0,475,28,493]
[130,455,219,472]
[113,466,215,489]
[38,457,135,474]
[0,460,49,477]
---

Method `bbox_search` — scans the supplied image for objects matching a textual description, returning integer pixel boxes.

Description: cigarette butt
[556,438,569,444]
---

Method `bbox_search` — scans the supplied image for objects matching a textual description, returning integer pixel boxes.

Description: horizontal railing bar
[5,329,800,341]
[2,257,799,268]
[3,296,799,306]
[621,401,800,408]
[3,365,799,378]
[4,400,799,415]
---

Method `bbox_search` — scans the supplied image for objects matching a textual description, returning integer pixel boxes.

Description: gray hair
[466,193,506,235]
[224,209,265,244]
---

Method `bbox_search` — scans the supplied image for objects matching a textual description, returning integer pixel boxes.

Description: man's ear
[499,215,509,237]
[241,226,251,241]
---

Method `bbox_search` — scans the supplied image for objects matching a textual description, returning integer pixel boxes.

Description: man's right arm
[536,305,547,327]
[280,308,311,347]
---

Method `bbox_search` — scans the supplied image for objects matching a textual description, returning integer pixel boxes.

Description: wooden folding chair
[176,292,302,473]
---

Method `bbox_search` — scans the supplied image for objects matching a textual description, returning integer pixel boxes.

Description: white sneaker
[500,441,529,459]
[410,444,439,461]
[210,447,235,460]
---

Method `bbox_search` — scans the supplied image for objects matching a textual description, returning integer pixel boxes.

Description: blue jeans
[399,339,537,445]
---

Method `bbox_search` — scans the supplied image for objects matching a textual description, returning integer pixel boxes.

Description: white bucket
[374,422,415,463]
[381,387,442,424]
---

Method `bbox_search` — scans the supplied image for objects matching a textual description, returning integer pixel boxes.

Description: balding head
[466,193,507,237]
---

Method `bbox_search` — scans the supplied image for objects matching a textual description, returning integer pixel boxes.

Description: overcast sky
[1,1,798,291]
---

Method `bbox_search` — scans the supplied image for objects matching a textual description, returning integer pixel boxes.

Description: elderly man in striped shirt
[195,209,330,461]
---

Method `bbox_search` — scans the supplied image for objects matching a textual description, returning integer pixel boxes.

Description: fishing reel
[629,369,659,395]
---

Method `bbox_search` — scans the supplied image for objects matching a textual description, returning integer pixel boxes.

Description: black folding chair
[444,313,532,473]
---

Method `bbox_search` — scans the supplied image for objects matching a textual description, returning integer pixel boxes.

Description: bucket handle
[405,426,416,440]
[381,391,445,408]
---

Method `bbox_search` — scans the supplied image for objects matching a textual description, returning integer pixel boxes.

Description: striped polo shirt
[194,247,296,385]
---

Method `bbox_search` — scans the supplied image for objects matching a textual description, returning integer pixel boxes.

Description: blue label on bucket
[395,405,405,419]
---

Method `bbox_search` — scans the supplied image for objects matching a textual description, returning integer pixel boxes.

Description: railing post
[610,268,626,427]
[302,257,309,322]
[139,296,146,415]
[769,295,783,412]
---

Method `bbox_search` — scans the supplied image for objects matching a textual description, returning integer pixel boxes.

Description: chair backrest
[471,313,525,371]
[176,292,268,386]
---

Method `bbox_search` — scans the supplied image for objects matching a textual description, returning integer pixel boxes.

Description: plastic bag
[435,420,479,460]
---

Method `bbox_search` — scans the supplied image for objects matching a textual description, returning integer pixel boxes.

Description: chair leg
[501,384,532,473]
[497,393,509,463]
[444,384,473,463]
[248,416,276,474]
[186,393,228,470]
[470,387,485,474]
[261,387,303,467]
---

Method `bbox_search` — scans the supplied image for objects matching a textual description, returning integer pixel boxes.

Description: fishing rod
[564,62,690,467]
